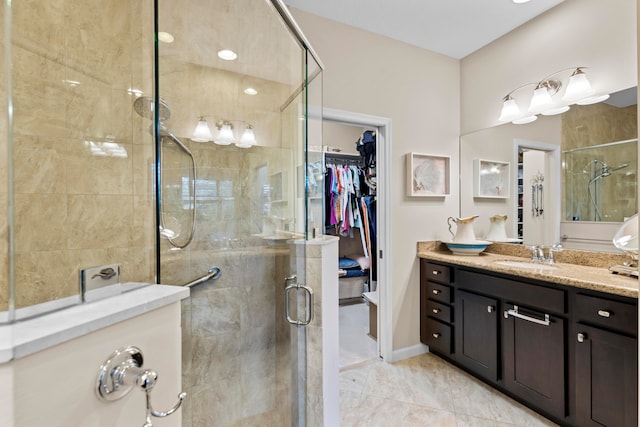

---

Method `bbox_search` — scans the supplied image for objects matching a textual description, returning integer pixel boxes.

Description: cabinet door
[575,324,638,427]
[503,304,565,419]
[455,290,499,382]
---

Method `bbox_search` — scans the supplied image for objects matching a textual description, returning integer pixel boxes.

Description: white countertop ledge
[0,283,189,364]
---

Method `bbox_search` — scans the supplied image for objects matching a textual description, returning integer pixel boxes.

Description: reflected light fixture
[192,117,257,148]
[498,67,608,124]
[244,87,258,95]
[192,117,213,142]
[562,68,594,102]
[528,79,560,113]
[576,94,610,105]
[512,115,537,125]
[214,122,235,145]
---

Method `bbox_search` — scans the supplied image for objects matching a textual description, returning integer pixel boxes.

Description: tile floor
[339,301,378,368]
[338,303,560,427]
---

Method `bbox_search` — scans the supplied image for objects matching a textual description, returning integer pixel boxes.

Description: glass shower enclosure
[1,0,322,425]
[156,1,323,426]
[564,138,637,222]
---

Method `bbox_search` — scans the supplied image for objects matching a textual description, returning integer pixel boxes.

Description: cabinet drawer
[426,299,452,323]
[426,281,452,304]
[457,270,565,314]
[425,262,452,284]
[424,317,452,355]
[575,293,637,336]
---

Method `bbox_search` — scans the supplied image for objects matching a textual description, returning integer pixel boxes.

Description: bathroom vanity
[418,242,638,427]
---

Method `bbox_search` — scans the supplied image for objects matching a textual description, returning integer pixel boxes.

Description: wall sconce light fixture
[191,117,257,148]
[499,67,610,124]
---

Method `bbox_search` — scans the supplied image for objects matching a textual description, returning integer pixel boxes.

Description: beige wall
[290,9,461,352]
[1,303,182,427]
[459,115,562,239]
[461,0,637,134]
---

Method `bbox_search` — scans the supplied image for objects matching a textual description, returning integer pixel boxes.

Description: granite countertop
[417,241,639,298]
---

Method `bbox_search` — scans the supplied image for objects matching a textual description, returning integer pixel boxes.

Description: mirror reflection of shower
[564,138,637,223]
[134,96,197,248]
[585,159,629,221]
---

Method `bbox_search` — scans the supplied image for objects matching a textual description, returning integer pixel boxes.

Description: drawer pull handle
[597,310,611,318]
[504,305,550,326]
[432,270,440,275]
[487,305,495,313]
[432,308,441,314]
[432,333,441,339]
[577,332,587,343]
[432,289,441,295]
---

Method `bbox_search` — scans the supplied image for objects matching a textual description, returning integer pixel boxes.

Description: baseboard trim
[390,343,429,362]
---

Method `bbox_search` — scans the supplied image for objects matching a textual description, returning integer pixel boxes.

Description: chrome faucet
[530,243,563,263]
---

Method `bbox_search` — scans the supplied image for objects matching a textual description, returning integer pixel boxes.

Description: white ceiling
[283,0,565,59]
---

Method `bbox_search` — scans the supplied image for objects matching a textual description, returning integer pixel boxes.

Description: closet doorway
[322,108,392,368]
[514,139,561,246]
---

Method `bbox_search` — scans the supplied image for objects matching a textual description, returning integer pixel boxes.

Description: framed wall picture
[406,152,450,197]
[473,159,510,198]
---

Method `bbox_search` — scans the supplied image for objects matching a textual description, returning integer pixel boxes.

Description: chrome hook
[96,346,186,427]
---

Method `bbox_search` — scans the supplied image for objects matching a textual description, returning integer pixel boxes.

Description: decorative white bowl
[613,214,638,260]
[444,240,492,256]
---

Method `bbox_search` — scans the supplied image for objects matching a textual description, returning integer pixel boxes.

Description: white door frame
[323,107,392,362]
[514,138,561,245]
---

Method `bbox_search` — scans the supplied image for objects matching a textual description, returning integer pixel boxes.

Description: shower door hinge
[379,250,383,259]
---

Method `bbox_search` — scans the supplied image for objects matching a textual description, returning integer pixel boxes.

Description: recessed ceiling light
[244,87,258,95]
[218,49,238,61]
[158,32,174,43]
[512,0,531,3]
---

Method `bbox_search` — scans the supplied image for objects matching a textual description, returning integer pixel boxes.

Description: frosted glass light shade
[498,96,521,122]
[576,94,610,105]
[214,123,235,145]
[541,105,570,116]
[512,115,538,125]
[236,127,256,148]
[192,118,212,142]
[562,69,594,102]
[529,85,553,113]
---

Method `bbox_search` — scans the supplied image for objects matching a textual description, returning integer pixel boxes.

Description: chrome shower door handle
[284,275,314,326]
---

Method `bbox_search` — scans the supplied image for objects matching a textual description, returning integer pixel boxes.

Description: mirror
[460,86,637,251]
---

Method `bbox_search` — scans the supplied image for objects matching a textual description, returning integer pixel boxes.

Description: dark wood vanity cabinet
[454,289,499,382]
[502,303,566,419]
[420,258,638,427]
[573,293,638,427]
[420,262,454,355]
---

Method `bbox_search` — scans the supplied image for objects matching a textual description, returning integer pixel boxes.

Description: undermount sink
[494,260,559,271]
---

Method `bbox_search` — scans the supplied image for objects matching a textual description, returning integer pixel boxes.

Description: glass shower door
[154,1,322,426]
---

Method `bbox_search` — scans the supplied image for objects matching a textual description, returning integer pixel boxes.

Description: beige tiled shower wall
[561,102,638,221]
[3,0,156,309]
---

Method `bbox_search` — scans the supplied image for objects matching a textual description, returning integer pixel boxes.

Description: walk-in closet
[321,121,380,368]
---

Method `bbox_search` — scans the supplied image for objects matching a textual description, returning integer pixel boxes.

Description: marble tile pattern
[180,246,293,427]
[1,0,156,310]
[340,353,559,427]
[417,241,638,298]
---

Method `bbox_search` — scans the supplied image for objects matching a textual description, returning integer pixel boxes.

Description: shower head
[601,163,629,177]
[133,96,171,122]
